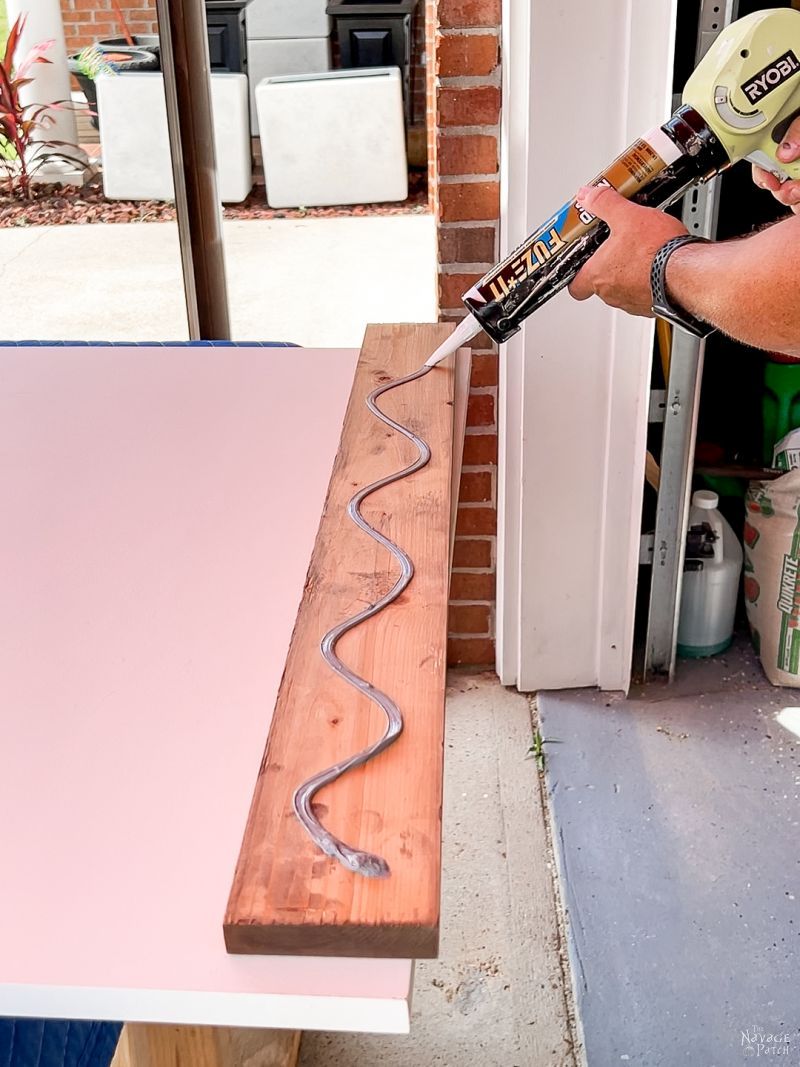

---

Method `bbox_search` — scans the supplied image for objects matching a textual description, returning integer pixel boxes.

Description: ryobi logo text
[741,50,800,106]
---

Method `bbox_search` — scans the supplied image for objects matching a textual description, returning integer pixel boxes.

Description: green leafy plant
[0,15,82,200]
[73,45,118,82]
[527,728,561,772]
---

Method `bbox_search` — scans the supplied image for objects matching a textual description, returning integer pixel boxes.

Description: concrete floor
[0,215,437,347]
[300,673,578,1067]
[539,638,800,1066]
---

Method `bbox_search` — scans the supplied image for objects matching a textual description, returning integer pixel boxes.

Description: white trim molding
[497,0,678,692]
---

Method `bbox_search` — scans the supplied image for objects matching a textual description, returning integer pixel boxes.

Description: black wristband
[650,235,715,339]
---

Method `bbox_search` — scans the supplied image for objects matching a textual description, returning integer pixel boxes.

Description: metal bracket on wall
[649,389,667,424]
[643,0,739,679]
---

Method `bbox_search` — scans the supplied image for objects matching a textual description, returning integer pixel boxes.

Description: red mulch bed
[0,170,429,228]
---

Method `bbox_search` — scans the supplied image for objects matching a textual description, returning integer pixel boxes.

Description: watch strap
[650,235,714,339]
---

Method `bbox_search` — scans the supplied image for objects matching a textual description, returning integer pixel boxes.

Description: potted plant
[97,2,160,68]
[0,15,83,200]
[67,1,159,130]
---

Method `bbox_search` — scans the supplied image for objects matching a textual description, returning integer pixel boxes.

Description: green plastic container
[763,359,800,465]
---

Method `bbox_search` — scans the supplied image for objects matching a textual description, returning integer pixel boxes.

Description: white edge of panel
[499,0,680,693]
[0,983,412,1034]
[495,0,531,688]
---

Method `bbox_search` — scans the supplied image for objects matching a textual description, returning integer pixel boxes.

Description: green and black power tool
[426,7,800,366]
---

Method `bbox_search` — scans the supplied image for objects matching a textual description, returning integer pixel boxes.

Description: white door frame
[497,0,678,692]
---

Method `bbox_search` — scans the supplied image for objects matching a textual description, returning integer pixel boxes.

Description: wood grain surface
[112,1024,301,1067]
[224,323,462,958]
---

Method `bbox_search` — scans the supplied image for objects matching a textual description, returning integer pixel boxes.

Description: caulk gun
[426,7,800,367]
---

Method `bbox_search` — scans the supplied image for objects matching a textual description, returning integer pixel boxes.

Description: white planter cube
[247,37,331,134]
[97,73,252,203]
[256,68,408,209]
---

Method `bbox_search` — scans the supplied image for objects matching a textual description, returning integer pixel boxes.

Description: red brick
[440,181,500,222]
[439,225,496,264]
[438,133,498,175]
[439,86,500,126]
[440,272,481,309]
[450,571,495,600]
[454,537,492,571]
[447,637,495,666]
[439,32,498,77]
[470,353,498,387]
[448,603,491,634]
[456,506,497,535]
[65,11,93,23]
[467,391,494,427]
[452,537,492,568]
[90,22,117,36]
[458,470,492,502]
[439,0,501,29]
[462,432,497,465]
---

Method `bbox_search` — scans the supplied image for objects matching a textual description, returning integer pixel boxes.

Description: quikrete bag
[745,470,800,686]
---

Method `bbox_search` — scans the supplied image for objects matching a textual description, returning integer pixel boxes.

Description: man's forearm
[665,215,800,355]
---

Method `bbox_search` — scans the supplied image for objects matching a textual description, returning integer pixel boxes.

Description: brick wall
[60,1,158,53]
[435,0,500,667]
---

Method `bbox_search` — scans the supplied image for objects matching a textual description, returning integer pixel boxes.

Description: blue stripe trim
[0,341,298,348]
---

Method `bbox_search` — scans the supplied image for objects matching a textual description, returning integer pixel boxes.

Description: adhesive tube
[464,106,731,345]
[425,314,482,367]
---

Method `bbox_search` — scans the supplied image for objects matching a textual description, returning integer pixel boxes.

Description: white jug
[677,490,743,658]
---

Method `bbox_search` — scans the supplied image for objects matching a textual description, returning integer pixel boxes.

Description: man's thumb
[777,116,800,164]
[576,183,629,226]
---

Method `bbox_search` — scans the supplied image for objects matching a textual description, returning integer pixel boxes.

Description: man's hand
[752,115,800,214]
[567,184,687,316]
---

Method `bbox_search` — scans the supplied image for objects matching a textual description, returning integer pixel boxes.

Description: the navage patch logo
[742,50,800,105]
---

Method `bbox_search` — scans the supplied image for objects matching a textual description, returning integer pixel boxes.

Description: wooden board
[112,1025,301,1067]
[224,323,458,958]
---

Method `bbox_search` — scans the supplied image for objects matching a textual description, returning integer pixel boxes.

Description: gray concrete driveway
[0,214,437,347]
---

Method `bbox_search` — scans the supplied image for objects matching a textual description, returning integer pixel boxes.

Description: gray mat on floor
[539,639,800,1066]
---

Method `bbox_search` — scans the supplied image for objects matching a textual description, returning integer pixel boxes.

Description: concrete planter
[69,45,160,131]
[247,37,331,134]
[246,0,330,40]
[246,0,333,135]
[256,67,407,208]
[97,72,252,203]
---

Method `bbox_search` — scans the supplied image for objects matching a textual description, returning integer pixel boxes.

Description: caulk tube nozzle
[425,313,483,367]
